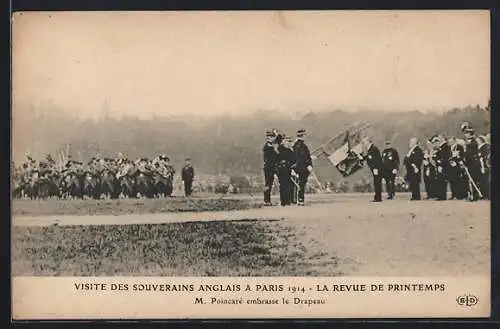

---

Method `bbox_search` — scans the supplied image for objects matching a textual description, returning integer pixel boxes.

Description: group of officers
[264,122,490,205]
[263,128,313,206]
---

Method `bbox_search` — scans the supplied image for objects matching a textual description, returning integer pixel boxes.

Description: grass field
[12,193,490,277]
[12,196,262,217]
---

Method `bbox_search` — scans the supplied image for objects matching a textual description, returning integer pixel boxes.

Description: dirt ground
[12,194,490,277]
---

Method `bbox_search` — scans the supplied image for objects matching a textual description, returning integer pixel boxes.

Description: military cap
[460,122,471,132]
[266,131,274,137]
[477,135,487,144]
[185,158,191,161]
[297,129,306,137]
[464,127,475,133]
[429,135,441,143]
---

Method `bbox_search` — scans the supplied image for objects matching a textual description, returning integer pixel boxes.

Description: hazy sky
[12,10,490,119]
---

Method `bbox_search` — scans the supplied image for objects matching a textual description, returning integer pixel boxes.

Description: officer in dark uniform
[447,136,467,200]
[422,142,436,199]
[431,135,451,201]
[292,129,313,206]
[381,140,400,199]
[181,158,195,197]
[403,137,424,200]
[360,137,383,202]
[263,131,278,206]
[477,135,490,200]
[462,124,481,201]
[277,135,295,206]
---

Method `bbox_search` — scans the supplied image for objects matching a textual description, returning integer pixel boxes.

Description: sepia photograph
[11,10,491,319]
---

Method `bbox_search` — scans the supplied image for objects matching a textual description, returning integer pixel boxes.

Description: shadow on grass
[12,219,341,276]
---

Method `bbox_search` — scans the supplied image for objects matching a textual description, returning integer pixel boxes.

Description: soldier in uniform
[381,140,400,200]
[360,137,383,202]
[462,123,482,201]
[431,135,451,201]
[116,152,128,167]
[447,136,467,200]
[263,131,278,206]
[181,158,195,197]
[422,141,436,199]
[477,135,490,200]
[292,129,313,206]
[403,137,424,200]
[277,135,295,206]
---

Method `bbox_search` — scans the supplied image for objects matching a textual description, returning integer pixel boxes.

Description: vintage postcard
[11,10,491,319]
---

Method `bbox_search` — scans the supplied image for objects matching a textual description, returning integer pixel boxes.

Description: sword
[291,175,300,205]
[462,164,483,199]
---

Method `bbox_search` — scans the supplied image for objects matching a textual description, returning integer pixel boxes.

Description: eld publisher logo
[456,294,478,307]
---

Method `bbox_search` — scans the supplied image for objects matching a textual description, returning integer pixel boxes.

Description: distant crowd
[13,153,195,200]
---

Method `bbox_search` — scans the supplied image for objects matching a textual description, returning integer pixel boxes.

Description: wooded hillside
[13,104,490,184]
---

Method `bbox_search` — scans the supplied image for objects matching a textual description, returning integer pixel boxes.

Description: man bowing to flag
[359,137,383,202]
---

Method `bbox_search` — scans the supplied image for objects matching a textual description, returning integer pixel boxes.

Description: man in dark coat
[381,140,400,199]
[477,135,490,200]
[447,136,467,200]
[277,135,295,206]
[431,135,451,201]
[403,137,424,200]
[181,158,195,197]
[263,131,278,205]
[422,145,436,199]
[360,137,383,202]
[292,129,313,206]
[462,125,482,201]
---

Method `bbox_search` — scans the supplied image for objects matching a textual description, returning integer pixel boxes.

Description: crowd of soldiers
[12,153,195,200]
[358,121,490,203]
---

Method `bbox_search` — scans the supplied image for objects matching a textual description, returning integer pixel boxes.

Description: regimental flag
[312,122,370,177]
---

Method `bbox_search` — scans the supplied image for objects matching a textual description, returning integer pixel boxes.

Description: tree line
[13,104,490,183]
